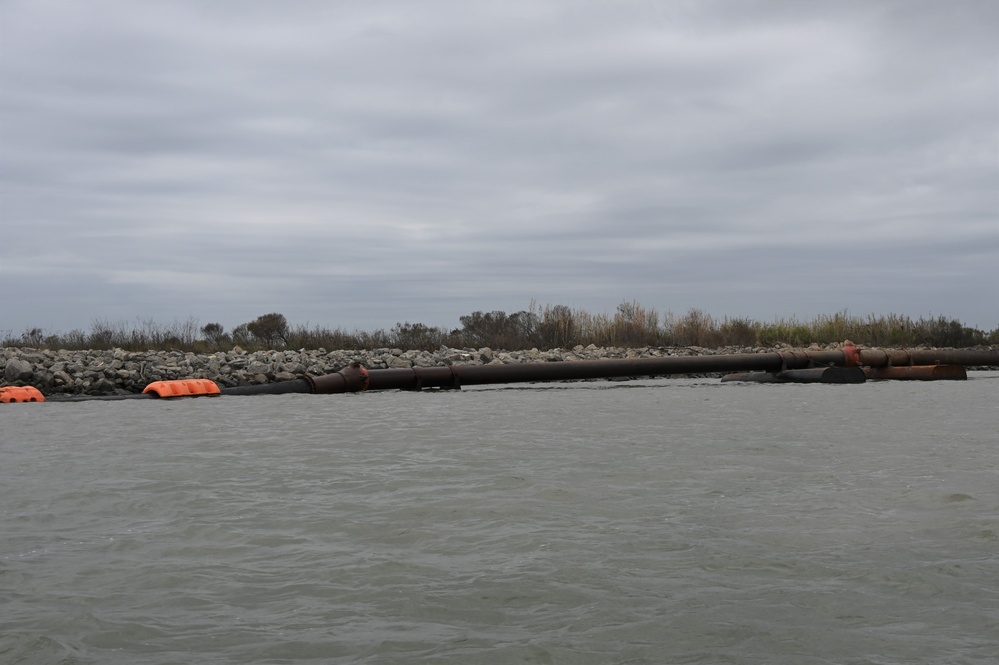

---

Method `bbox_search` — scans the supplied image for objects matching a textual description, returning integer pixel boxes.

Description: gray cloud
[2,0,997,336]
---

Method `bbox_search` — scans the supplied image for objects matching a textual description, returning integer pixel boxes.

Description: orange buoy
[0,386,46,403]
[143,379,221,398]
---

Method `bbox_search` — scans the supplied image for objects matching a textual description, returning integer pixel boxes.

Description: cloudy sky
[2,0,997,337]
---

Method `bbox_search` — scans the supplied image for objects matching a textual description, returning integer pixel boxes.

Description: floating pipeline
[144,378,222,398]
[863,365,968,381]
[7,343,999,403]
[1,386,46,403]
[288,344,998,393]
[721,367,868,384]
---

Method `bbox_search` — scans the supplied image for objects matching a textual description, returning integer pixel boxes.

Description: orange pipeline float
[0,386,46,403]
[143,379,221,398]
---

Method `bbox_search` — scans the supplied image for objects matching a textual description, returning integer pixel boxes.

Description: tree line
[4,302,996,352]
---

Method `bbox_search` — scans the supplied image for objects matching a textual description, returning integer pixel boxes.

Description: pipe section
[721,367,867,384]
[308,349,850,394]
[304,344,998,394]
[858,348,998,367]
[863,365,967,381]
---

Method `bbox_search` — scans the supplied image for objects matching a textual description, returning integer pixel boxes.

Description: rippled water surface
[3,375,998,664]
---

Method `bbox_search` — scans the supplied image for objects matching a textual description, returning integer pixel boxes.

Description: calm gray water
[2,375,997,664]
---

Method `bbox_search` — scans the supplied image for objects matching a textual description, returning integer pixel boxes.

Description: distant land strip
[3,303,997,355]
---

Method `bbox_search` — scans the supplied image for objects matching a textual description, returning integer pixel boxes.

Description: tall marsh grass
[4,303,996,352]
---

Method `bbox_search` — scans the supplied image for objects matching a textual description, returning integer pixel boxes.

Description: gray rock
[246,361,272,375]
[412,355,436,367]
[93,378,117,394]
[51,371,73,388]
[4,358,33,382]
[386,355,412,368]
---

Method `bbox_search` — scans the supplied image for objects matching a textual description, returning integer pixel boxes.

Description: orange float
[0,386,46,403]
[143,379,221,398]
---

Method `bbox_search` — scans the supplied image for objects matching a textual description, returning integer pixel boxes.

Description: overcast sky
[2,0,997,337]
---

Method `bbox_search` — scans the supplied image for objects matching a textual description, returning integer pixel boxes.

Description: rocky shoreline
[2,343,995,397]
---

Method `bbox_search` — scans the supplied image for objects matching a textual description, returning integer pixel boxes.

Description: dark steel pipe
[303,345,998,394]
[858,349,999,367]
[308,351,852,394]
[863,365,967,381]
[721,367,867,384]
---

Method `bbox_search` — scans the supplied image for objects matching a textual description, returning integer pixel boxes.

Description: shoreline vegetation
[3,303,996,396]
[4,302,997,353]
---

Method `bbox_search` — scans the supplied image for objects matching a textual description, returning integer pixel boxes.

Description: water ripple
[2,377,997,663]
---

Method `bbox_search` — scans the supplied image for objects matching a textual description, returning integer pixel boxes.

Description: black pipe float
[721,367,868,384]
[863,365,968,381]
